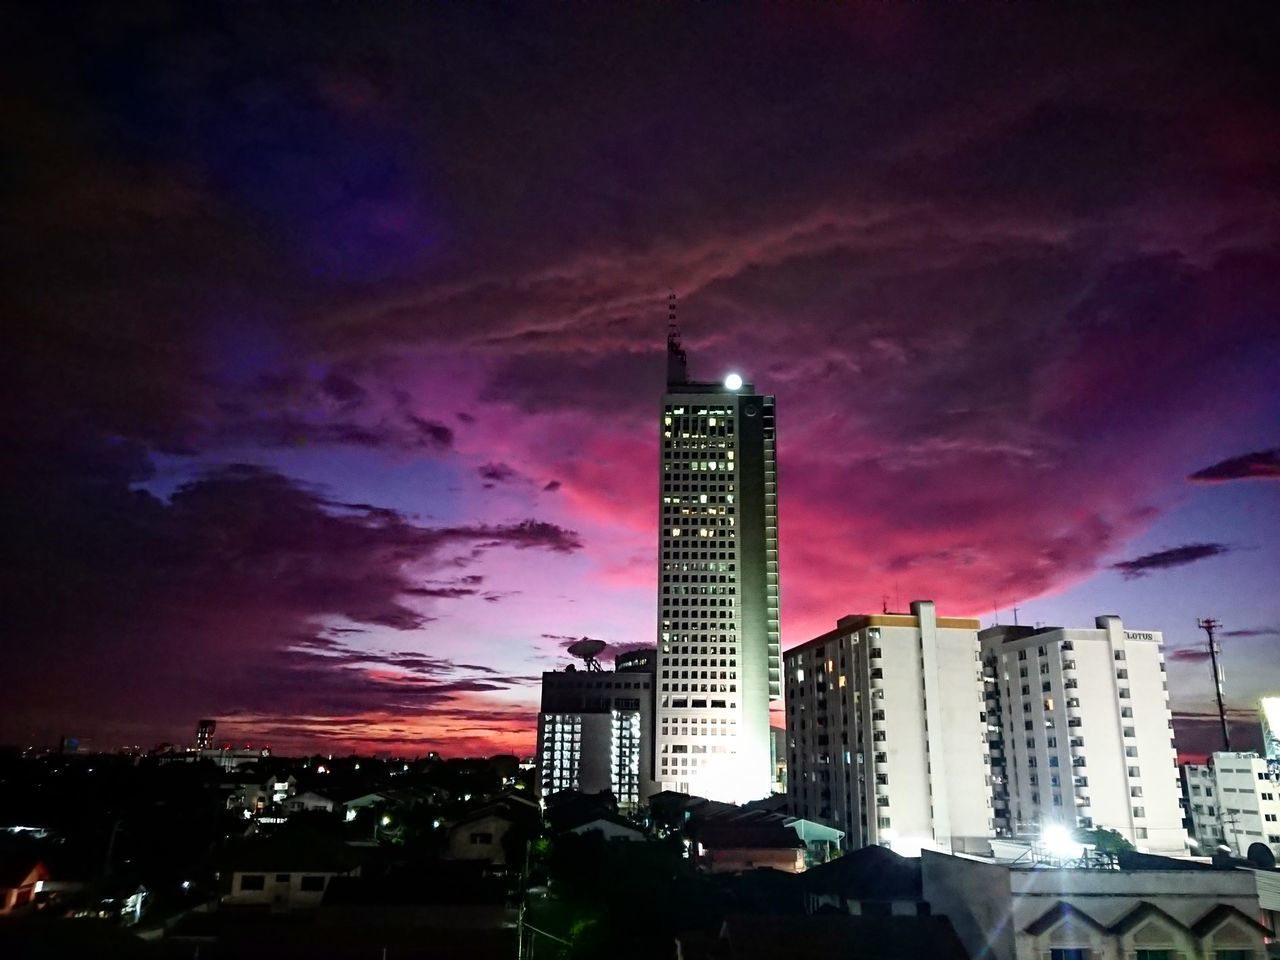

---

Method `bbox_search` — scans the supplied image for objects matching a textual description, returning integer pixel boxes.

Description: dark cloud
[3,3,1279,753]
[0,438,580,744]
[404,416,456,449]
[478,462,521,485]
[1111,543,1231,580]
[319,370,370,407]
[205,413,456,453]
[1189,449,1280,483]
[1167,647,1212,663]
[1223,626,1280,638]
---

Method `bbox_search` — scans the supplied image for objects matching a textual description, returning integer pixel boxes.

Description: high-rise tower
[653,318,780,803]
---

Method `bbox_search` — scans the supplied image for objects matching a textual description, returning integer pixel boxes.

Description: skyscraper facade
[981,616,1186,853]
[785,602,994,854]
[653,326,780,803]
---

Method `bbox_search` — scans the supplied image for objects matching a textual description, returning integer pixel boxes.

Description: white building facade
[536,660,654,812]
[981,616,1186,853]
[653,328,780,804]
[1183,751,1280,857]
[786,601,993,854]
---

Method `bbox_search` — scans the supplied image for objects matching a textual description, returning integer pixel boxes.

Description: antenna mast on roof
[666,290,688,386]
[1198,617,1230,751]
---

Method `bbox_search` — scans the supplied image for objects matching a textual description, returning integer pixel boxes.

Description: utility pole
[1198,618,1230,751]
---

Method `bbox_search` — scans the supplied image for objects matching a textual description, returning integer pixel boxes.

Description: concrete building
[1183,752,1280,857]
[222,836,361,912]
[654,322,780,804]
[536,652,655,812]
[921,848,1271,960]
[981,616,1186,853]
[785,602,993,855]
[195,718,216,750]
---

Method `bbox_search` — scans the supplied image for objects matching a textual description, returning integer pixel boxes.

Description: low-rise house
[801,845,926,916]
[0,856,49,915]
[921,848,1272,960]
[693,821,805,874]
[221,834,362,912]
[283,790,334,814]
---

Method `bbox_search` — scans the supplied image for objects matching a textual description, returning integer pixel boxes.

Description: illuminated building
[981,616,1187,853]
[536,653,655,812]
[785,601,993,855]
[653,321,779,803]
[1263,695,1280,764]
[1182,702,1280,857]
[195,718,216,750]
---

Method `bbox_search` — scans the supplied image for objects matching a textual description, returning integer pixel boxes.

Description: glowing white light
[381,815,392,826]
[724,373,743,390]
[1042,824,1085,860]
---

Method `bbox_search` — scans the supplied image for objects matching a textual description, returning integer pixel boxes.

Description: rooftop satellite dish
[567,637,608,672]
[1247,842,1277,870]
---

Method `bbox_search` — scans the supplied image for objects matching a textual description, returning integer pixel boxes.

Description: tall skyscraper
[653,321,779,803]
[785,601,993,855]
[981,615,1186,853]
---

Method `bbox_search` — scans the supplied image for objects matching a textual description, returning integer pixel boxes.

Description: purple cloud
[1189,449,1280,483]
[1111,543,1231,580]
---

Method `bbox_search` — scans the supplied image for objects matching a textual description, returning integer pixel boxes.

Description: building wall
[697,846,803,874]
[1184,752,1280,856]
[982,617,1185,853]
[225,869,354,910]
[655,385,778,804]
[922,850,1265,960]
[445,813,512,864]
[536,666,654,810]
[787,603,991,854]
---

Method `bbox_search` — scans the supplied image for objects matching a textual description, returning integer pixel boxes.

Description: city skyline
[4,4,1278,760]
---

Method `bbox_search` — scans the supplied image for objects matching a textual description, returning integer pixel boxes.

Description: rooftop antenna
[882,595,890,615]
[566,637,607,673]
[993,602,1000,627]
[1012,607,1020,627]
[1198,617,1230,751]
[666,290,688,386]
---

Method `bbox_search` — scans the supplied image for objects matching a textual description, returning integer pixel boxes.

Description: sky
[3,3,1278,760]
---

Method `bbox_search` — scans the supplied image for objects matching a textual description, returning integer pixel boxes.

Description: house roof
[1023,900,1112,936]
[1189,903,1274,938]
[1107,901,1189,936]
[718,913,969,960]
[697,823,803,851]
[566,814,645,836]
[801,845,921,898]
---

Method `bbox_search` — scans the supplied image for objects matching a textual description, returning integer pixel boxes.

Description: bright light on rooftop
[1042,824,1085,860]
[724,373,743,390]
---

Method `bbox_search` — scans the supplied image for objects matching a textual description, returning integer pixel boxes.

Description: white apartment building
[653,326,780,804]
[1183,752,1280,857]
[536,658,654,812]
[786,601,993,855]
[981,616,1186,853]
